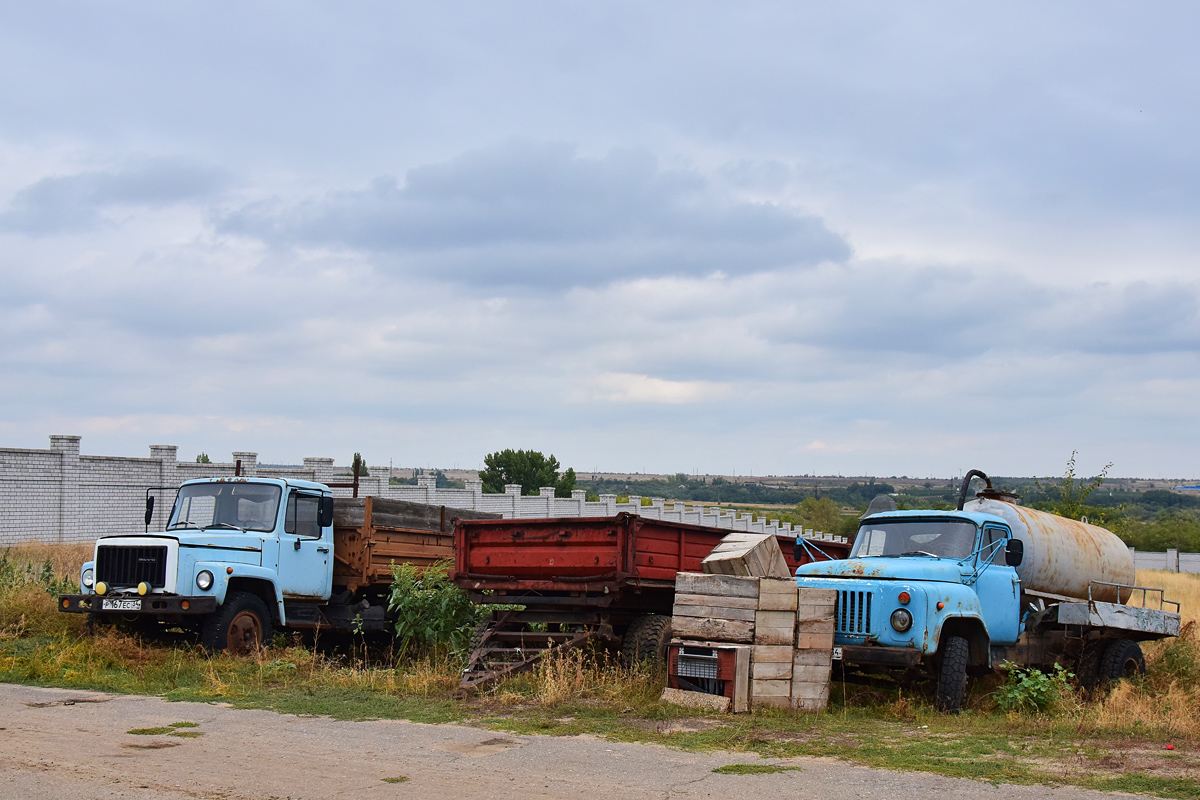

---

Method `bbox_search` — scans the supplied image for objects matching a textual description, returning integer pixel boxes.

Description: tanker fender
[925,585,991,667]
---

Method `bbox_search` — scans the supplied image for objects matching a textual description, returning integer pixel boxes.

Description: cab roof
[180,476,330,493]
[859,508,1010,528]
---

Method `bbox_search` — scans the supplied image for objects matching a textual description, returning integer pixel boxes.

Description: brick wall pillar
[303,457,336,484]
[149,444,178,530]
[232,451,258,478]
[50,435,81,543]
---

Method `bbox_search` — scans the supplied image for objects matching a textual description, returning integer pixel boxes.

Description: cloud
[217,141,850,287]
[573,372,733,405]
[0,159,229,234]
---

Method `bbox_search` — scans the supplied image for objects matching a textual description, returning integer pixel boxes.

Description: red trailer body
[452,512,850,691]
[453,512,848,603]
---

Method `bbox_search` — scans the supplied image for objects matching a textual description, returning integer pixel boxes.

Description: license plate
[101,598,141,611]
[831,646,843,661]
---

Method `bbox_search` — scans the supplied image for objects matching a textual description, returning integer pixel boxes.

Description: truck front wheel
[1099,639,1146,684]
[934,635,970,712]
[201,592,273,654]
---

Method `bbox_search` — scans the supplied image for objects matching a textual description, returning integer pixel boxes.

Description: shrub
[386,561,485,659]
[993,662,1074,714]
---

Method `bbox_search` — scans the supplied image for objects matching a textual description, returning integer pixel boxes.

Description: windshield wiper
[203,522,246,532]
[899,551,941,559]
[168,521,200,530]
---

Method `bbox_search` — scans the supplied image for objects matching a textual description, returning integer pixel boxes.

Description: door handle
[317,546,330,553]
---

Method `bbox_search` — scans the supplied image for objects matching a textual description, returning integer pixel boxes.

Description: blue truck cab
[795,509,1025,710]
[59,477,339,652]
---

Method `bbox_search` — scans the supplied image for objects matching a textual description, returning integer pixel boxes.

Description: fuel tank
[964,497,1134,602]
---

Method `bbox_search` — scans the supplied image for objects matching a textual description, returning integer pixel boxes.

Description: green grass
[381,776,409,784]
[712,764,803,775]
[169,730,204,738]
[168,721,199,728]
[127,726,173,735]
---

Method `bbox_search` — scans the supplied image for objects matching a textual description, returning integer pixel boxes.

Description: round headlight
[82,568,94,589]
[890,608,913,632]
[196,570,214,591]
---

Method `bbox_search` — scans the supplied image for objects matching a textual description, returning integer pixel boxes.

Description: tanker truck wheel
[621,614,672,667]
[1098,639,1146,685]
[934,635,970,712]
[201,592,273,654]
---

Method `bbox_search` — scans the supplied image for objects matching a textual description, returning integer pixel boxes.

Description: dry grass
[0,542,90,639]
[1136,569,1200,626]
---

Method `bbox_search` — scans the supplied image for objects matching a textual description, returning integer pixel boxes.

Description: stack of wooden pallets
[663,529,838,712]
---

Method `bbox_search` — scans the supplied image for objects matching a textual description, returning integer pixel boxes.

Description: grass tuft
[712,764,802,775]
[381,776,409,783]
[127,727,174,735]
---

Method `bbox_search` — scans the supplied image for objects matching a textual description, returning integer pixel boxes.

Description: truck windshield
[168,483,282,533]
[851,519,978,560]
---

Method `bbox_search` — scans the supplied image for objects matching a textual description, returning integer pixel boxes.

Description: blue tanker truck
[795,470,1180,710]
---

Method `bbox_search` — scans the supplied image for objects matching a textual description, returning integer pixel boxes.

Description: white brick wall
[1,435,849,547]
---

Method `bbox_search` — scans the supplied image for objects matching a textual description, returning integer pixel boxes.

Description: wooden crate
[701,532,790,579]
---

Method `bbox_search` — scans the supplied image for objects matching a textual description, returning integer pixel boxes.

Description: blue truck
[58,476,496,651]
[795,470,1180,710]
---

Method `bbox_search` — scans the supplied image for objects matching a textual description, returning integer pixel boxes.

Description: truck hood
[796,557,968,584]
[100,532,261,553]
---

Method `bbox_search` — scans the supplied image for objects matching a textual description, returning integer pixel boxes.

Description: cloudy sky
[2,2,1198,479]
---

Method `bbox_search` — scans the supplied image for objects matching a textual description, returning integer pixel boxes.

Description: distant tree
[353,453,370,477]
[480,449,577,497]
[195,453,210,464]
[793,497,843,534]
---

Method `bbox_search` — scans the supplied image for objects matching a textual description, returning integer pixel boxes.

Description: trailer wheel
[1075,641,1106,692]
[934,635,970,712]
[621,614,672,667]
[201,592,273,654]
[1098,639,1145,684]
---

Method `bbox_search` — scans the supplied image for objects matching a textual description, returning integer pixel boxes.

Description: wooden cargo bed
[333,496,499,592]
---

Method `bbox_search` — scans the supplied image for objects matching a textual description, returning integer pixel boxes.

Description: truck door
[277,490,332,601]
[974,524,1020,644]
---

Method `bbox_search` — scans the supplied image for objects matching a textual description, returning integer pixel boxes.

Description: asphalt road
[0,684,1135,799]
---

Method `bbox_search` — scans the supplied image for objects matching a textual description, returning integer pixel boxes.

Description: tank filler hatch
[956,469,1020,510]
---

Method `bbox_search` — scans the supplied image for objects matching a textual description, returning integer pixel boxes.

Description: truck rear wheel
[934,635,970,712]
[1099,639,1145,684]
[201,592,273,654]
[621,614,671,667]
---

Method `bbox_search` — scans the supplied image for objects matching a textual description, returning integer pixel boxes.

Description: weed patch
[712,764,802,775]
[127,727,174,735]
[381,776,409,784]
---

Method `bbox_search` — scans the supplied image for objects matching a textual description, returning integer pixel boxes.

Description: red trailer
[452,512,849,690]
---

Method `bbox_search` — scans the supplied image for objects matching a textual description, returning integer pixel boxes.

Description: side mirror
[1005,538,1024,567]
[144,496,155,527]
[319,496,335,528]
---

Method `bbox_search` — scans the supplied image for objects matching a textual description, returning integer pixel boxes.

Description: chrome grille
[836,590,872,635]
[96,546,167,589]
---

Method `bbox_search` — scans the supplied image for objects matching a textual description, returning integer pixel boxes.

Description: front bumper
[58,594,218,616]
[838,644,922,668]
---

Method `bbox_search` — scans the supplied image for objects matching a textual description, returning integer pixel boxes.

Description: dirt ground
[0,684,1142,800]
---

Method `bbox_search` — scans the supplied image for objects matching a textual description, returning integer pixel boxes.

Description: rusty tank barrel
[964,496,1134,602]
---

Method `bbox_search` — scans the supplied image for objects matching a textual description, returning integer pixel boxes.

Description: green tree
[195,453,210,464]
[480,449,577,497]
[352,453,370,477]
[793,496,843,534]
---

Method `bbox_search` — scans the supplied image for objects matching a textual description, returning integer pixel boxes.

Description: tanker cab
[970,524,1022,645]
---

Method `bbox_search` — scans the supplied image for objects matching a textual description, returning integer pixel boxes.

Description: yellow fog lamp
[95,582,108,596]
[137,581,151,596]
